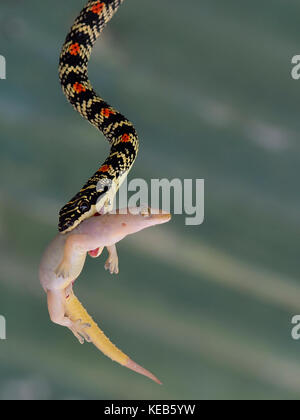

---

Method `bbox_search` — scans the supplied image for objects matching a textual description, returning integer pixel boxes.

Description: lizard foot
[104,256,119,274]
[69,319,92,344]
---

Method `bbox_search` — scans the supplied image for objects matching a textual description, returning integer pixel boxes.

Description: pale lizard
[39,207,171,384]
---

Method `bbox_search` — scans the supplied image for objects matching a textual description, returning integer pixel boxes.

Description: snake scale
[58,0,138,233]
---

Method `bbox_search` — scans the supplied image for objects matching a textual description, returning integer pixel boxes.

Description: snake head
[58,196,94,233]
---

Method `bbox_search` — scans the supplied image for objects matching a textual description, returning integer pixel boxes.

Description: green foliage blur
[0,0,300,400]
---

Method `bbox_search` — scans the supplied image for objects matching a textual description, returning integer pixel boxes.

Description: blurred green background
[0,0,300,400]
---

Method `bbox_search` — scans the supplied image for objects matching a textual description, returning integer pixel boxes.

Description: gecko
[39,206,171,384]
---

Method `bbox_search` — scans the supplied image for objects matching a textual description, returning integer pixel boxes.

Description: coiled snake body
[58,0,138,233]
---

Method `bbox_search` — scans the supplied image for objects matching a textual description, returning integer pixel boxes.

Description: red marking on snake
[101,108,115,118]
[91,2,105,14]
[73,82,86,93]
[69,43,80,55]
[98,164,110,172]
[121,134,130,142]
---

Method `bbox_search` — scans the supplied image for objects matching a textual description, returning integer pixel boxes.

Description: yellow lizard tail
[65,291,162,385]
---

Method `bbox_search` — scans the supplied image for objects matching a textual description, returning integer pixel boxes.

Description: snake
[58,0,138,233]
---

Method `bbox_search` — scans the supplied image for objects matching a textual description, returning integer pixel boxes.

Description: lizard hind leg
[47,289,91,344]
[70,319,92,344]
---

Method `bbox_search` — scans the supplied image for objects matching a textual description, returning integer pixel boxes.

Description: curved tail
[65,291,162,384]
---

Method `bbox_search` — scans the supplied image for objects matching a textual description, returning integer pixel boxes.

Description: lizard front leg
[47,289,91,344]
[104,245,119,274]
[55,234,88,279]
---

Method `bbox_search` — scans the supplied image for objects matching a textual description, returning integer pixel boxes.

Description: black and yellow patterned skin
[58,0,138,233]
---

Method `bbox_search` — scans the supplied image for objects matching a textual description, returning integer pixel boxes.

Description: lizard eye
[140,207,151,217]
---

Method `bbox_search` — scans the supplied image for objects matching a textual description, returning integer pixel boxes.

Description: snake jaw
[59,204,98,234]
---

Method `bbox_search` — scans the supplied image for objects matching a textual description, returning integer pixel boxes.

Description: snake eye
[79,201,91,212]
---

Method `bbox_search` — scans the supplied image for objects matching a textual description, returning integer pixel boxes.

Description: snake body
[58,0,138,233]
